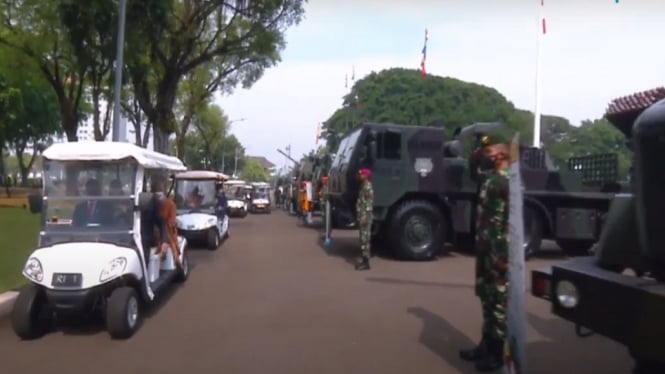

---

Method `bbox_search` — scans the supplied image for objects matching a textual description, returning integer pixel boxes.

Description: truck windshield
[42,159,137,233]
[331,128,362,168]
[175,180,217,212]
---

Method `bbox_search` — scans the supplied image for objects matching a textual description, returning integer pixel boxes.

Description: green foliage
[323,68,631,178]
[179,103,246,173]
[240,158,270,182]
[0,207,40,292]
[125,0,306,151]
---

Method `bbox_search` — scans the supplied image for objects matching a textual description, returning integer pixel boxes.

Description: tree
[58,0,120,141]
[0,56,60,184]
[0,1,90,141]
[323,68,522,144]
[124,0,306,152]
[240,158,269,182]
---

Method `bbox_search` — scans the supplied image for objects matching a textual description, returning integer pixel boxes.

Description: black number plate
[51,273,83,287]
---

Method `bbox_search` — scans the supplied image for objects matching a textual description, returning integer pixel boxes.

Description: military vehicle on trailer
[326,121,622,261]
[531,87,665,374]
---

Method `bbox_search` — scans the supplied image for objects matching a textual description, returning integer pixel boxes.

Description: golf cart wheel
[389,200,446,261]
[207,228,220,250]
[240,210,247,218]
[106,287,140,339]
[11,283,52,340]
[175,250,189,283]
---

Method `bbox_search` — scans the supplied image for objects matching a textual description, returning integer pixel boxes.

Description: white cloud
[216,0,665,166]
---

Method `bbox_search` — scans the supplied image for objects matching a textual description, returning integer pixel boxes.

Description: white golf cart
[174,170,230,249]
[224,179,249,218]
[249,182,272,214]
[11,141,188,340]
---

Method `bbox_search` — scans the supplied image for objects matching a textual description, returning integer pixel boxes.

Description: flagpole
[533,0,545,148]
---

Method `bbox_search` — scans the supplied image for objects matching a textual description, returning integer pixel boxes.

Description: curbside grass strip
[0,291,18,320]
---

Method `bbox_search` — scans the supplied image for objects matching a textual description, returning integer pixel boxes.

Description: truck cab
[531,87,665,373]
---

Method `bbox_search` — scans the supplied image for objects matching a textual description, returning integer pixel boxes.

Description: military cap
[480,132,512,147]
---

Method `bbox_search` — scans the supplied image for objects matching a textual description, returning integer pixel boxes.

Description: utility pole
[233,148,239,177]
[111,0,127,142]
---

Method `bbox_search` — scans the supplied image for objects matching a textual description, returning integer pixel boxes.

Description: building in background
[247,156,276,175]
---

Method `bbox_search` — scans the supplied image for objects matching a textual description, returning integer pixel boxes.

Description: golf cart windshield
[331,128,362,168]
[175,180,217,212]
[42,159,137,234]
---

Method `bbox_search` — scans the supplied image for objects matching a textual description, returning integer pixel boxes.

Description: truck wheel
[557,239,594,257]
[389,200,445,261]
[106,287,141,339]
[207,228,220,250]
[524,205,543,260]
[11,283,52,340]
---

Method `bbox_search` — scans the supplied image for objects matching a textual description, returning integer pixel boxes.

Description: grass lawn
[0,207,40,293]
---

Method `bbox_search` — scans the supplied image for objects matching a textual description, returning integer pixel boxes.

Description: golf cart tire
[175,250,189,283]
[106,287,140,340]
[389,199,445,261]
[11,283,52,340]
[207,228,220,250]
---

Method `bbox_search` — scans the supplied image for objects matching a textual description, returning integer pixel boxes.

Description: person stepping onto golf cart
[144,177,182,270]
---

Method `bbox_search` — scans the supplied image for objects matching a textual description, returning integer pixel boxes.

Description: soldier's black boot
[459,334,488,362]
[355,256,370,271]
[474,337,504,372]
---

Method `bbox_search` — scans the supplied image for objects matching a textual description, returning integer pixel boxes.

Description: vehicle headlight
[207,217,216,225]
[555,280,579,308]
[23,257,44,283]
[99,257,127,282]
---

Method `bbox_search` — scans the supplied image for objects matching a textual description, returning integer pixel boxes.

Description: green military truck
[531,88,665,373]
[326,121,622,260]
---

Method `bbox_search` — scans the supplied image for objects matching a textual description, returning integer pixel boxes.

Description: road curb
[0,291,18,320]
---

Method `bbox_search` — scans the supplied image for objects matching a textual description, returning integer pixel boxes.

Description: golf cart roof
[251,182,270,187]
[174,170,230,181]
[225,179,246,185]
[42,141,186,171]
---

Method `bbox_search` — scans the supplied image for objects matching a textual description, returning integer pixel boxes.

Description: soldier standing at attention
[320,176,328,225]
[355,168,374,271]
[459,133,511,372]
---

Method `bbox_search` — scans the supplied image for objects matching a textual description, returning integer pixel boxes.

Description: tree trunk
[153,125,170,154]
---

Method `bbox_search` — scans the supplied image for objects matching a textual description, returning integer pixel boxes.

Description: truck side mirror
[28,194,42,214]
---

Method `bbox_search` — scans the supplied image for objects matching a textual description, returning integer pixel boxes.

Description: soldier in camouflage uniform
[355,168,374,271]
[459,133,511,372]
[320,176,329,228]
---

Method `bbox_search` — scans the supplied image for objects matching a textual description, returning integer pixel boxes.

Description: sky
[216,0,665,169]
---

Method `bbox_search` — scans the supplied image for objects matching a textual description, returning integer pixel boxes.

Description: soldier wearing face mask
[460,133,511,372]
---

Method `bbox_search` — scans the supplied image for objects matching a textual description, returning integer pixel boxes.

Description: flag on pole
[351,65,356,81]
[315,123,321,145]
[420,28,428,78]
[541,0,546,35]
[345,74,348,88]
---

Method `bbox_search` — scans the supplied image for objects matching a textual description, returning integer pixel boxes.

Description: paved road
[0,211,632,373]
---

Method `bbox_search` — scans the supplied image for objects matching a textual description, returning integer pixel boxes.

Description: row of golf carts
[11,142,234,340]
[224,180,273,216]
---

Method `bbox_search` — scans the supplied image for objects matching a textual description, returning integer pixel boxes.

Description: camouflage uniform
[460,132,511,372]
[356,180,374,258]
[475,167,510,341]
[320,183,328,226]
